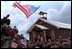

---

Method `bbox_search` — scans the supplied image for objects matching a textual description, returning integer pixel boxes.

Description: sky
[1,1,71,40]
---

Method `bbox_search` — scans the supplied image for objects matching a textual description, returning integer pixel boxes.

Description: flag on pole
[13,1,40,18]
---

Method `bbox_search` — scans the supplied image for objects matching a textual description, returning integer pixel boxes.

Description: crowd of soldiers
[1,14,27,48]
[27,36,71,48]
[1,14,71,48]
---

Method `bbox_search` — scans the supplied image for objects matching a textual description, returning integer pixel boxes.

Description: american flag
[13,1,40,18]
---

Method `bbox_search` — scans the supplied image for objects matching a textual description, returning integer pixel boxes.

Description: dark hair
[14,26,16,28]
[6,14,10,18]
[7,14,10,17]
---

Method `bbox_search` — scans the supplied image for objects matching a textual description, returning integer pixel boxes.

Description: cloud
[58,1,71,24]
[47,9,60,21]
[47,1,71,24]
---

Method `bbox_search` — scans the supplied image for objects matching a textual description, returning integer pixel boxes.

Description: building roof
[35,24,49,30]
[40,18,71,29]
[28,18,71,32]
